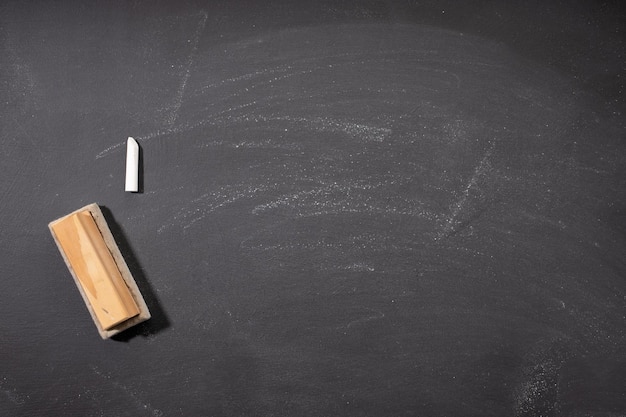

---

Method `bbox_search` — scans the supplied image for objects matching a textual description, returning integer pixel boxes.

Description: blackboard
[1,1,625,416]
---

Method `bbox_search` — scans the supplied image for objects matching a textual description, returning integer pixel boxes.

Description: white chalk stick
[125,137,139,192]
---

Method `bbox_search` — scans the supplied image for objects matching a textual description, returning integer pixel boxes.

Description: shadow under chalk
[137,140,144,193]
[100,206,170,342]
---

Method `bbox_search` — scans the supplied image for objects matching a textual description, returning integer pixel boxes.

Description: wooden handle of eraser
[50,210,141,330]
[49,204,151,338]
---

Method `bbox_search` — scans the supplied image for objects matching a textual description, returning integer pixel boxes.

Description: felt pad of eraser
[49,203,150,339]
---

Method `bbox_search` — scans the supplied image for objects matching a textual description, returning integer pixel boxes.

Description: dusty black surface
[1,1,625,416]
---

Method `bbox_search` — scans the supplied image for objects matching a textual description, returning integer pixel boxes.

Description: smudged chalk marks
[90,366,163,417]
[437,140,496,240]
[239,115,392,143]
[156,182,279,234]
[111,23,588,281]
[95,11,207,160]
[513,338,570,417]
[0,377,28,405]
[95,112,391,159]
[252,179,439,220]
[165,11,208,127]
[338,308,386,330]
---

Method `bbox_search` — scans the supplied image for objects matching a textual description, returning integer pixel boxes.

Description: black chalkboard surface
[1,1,625,416]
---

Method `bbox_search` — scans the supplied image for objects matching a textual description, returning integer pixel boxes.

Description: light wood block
[49,203,150,338]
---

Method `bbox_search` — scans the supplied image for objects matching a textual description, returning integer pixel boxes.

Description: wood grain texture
[50,210,140,330]
[48,204,150,338]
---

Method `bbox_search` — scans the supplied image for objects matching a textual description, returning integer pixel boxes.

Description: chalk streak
[237,115,392,143]
[0,378,27,405]
[195,65,294,95]
[90,366,163,416]
[95,100,261,159]
[166,11,208,127]
[251,180,439,221]
[438,141,495,239]
[337,309,385,330]
[95,11,208,160]
[95,109,388,159]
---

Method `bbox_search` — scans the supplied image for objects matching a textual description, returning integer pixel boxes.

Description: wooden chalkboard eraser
[48,203,150,339]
